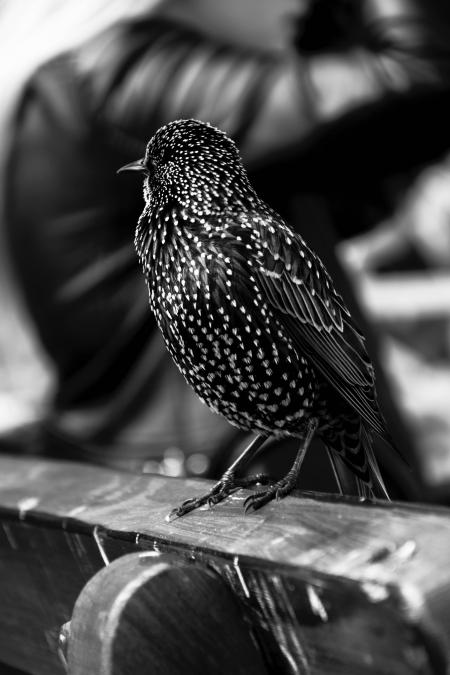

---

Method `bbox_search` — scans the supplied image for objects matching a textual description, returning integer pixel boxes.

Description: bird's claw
[244,492,272,514]
[207,489,233,507]
[244,480,293,514]
[166,478,235,521]
[166,495,208,522]
[167,473,277,521]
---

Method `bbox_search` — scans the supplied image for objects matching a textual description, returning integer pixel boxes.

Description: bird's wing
[238,210,387,437]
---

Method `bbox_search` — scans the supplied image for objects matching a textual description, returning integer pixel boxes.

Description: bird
[118,118,394,520]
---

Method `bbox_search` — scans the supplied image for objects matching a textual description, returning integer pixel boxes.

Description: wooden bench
[0,453,449,674]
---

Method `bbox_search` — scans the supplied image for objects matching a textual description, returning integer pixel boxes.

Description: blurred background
[0,0,449,502]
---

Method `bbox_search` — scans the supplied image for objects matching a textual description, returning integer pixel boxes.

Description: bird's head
[118,119,254,214]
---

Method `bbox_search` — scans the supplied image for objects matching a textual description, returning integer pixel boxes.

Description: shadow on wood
[67,552,267,674]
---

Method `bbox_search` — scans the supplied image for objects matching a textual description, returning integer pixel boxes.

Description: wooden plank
[0,454,449,674]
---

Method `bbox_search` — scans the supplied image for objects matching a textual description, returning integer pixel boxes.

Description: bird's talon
[244,497,264,514]
[243,497,256,515]
[180,497,197,510]
[166,507,183,522]
[243,494,253,509]
[168,481,237,520]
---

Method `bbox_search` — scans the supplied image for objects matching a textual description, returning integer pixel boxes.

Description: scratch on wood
[2,523,17,550]
[368,540,417,567]
[255,574,309,675]
[361,581,390,603]
[397,582,424,622]
[394,540,417,563]
[367,544,395,564]
[271,575,310,674]
[229,491,246,502]
[279,643,304,675]
[56,622,70,670]
[93,526,110,566]
[233,555,250,598]
[306,584,328,622]
[17,497,39,519]
[68,505,87,517]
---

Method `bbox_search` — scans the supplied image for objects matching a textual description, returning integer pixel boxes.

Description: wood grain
[0,454,449,674]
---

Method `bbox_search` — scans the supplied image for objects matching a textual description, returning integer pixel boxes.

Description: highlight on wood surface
[0,454,449,674]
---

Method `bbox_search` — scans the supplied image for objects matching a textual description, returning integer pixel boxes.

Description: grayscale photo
[0,1,449,673]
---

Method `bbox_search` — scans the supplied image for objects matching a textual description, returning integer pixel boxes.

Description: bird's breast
[147,250,318,435]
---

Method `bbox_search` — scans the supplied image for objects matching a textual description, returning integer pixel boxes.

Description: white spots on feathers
[132,119,374,442]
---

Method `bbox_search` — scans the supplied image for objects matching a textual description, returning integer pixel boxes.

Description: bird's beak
[117,158,149,175]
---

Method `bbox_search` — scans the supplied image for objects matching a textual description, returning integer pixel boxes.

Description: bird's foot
[166,472,271,521]
[244,473,297,513]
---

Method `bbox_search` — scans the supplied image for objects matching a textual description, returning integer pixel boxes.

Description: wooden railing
[0,453,449,674]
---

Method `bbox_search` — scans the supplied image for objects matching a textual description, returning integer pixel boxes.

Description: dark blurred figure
[2,0,450,499]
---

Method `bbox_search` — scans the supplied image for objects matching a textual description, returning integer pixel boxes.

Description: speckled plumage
[120,119,392,517]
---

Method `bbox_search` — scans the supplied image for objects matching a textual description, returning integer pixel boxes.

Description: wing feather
[250,212,387,436]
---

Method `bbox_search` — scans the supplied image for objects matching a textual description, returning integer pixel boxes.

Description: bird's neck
[151,162,257,216]
[135,169,259,272]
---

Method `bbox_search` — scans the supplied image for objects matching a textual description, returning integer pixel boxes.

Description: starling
[118,118,393,519]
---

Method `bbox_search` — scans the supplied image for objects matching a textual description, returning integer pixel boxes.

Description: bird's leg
[167,434,269,521]
[244,417,318,513]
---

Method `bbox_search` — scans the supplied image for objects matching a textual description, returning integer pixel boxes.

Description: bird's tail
[360,423,390,500]
[324,420,390,500]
